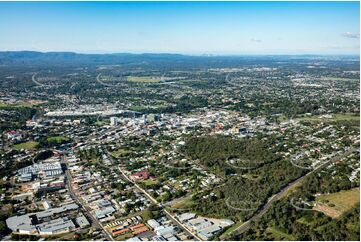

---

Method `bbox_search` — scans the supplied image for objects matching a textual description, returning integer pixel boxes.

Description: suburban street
[110,152,203,241]
[65,170,114,241]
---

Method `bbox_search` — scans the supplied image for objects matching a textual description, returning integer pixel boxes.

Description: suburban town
[0,52,359,241]
[0,1,360,241]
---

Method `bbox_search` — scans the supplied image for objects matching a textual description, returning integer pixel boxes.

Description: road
[103,150,202,240]
[115,164,202,241]
[65,170,114,241]
[224,147,358,240]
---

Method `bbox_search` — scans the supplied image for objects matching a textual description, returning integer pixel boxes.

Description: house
[6,130,25,141]
[130,170,149,180]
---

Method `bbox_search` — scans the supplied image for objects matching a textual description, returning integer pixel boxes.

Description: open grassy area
[170,196,195,209]
[314,188,360,218]
[320,77,359,82]
[219,221,243,239]
[111,148,131,158]
[47,136,70,143]
[0,102,33,108]
[296,216,312,226]
[114,232,133,241]
[266,226,296,240]
[13,141,38,150]
[127,76,162,83]
[298,113,360,122]
[95,120,109,126]
[143,179,159,186]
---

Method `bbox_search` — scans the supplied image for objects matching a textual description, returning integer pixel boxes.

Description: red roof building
[130,170,149,180]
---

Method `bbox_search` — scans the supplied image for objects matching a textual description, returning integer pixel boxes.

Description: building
[6,203,79,236]
[17,162,63,180]
[198,225,222,240]
[37,217,76,235]
[177,213,196,222]
[147,219,160,229]
[130,170,149,180]
[6,130,25,141]
[110,117,119,126]
[75,214,90,228]
[95,206,115,219]
[147,114,160,123]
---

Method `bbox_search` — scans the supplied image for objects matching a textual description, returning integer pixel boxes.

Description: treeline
[230,152,360,241]
[190,158,306,221]
[181,135,279,176]
[0,106,37,132]
[237,200,359,241]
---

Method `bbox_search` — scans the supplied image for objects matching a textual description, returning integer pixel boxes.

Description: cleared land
[314,188,360,218]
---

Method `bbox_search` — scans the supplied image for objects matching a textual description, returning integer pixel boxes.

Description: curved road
[223,147,358,240]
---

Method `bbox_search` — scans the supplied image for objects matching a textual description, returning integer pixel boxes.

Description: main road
[222,147,358,240]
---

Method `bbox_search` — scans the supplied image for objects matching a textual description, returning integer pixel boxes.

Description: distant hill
[0,51,358,68]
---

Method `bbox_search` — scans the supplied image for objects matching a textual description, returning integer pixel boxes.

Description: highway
[223,147,358,240]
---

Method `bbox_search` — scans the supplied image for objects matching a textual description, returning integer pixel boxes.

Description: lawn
[127,76,162,83]
[314,188,360,218]
[13,141,39,150]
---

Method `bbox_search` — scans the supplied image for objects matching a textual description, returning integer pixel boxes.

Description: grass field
[0,102,33,108]
[314,188,360,218]
[320,77,359,82]
[127,76,162,83]
[298,113,360,122]
[171,196,194,209]
[111,148,131,158]
[143,179,159,186]
[47,136,70,143]
[95,120,109,126]
[13,141,38,150]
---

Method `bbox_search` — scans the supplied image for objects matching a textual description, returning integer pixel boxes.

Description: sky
[0,1,359,55]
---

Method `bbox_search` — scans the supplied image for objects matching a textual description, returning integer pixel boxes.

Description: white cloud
[342,32,360,39]
[250,38,262,43]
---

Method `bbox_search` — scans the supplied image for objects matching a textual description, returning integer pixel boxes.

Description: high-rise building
[110,117,118,126]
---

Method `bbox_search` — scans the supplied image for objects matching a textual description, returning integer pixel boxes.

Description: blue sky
[0,1,359,55]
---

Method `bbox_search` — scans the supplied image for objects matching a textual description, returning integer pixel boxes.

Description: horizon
[0,50,360,57]
[0,1,360,55]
